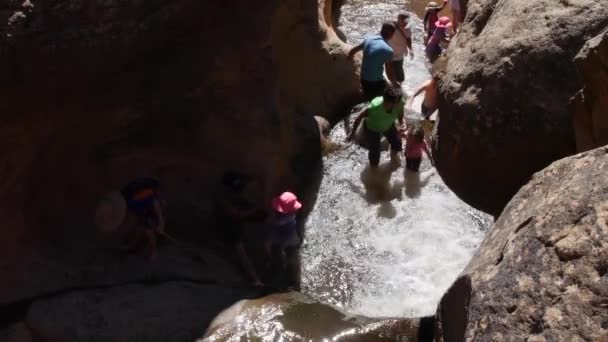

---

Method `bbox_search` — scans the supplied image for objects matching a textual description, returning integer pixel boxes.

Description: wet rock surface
[201,292,434,341]
[433,0,608,216]
[435,146,608,341]
[571,29,608,153]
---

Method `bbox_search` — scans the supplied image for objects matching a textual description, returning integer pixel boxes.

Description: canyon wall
[435,146,608,341]
[0,0,359,339]
[432,0,608,216]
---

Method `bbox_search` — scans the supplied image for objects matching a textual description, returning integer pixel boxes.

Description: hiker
[217,171,266,287]
[402,125,434,172]
[425,16,452,62]
[347,87,405,168]
[447,0,463,32]
[387,13,414,85]
[423,1,447,45]
[265,191,302,271]
[348,22,397,101]
[407,73,440,120]
[120,178,165,260]
[95,178,165,260]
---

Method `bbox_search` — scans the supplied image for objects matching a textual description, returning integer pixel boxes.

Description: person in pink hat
[265,191,303,272]
[425,16,453,62]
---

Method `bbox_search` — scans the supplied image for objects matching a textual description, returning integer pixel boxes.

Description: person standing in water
[408,73,441,120]
[423,1,447,45]
[266,191,303,271]
[348,22,398,101]
[425,16,452,62]
[403,126,434,172]
[387,13,414,85]
[347,87,405,167]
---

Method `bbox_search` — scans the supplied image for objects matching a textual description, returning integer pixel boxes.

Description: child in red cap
[265,191,303,271]
[425,16,453,62]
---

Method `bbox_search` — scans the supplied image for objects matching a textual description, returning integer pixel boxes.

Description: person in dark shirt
[121,178,165,260]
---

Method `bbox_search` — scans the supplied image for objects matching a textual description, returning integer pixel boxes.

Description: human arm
[236,241,264,286]
[405,29,413,59]
[407,83,427,109]
[348,43,364,59]
[423,141,435,166]
[152,199,165,234]
[385,61,398,86]
[440,0,447,10]
[347,109,369,141]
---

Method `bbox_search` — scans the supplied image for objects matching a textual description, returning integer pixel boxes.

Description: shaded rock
[0,323,34,342]
[201,292,434,341]
[432,0,608,216]
[0,0,357,322]
[571,29,608,152]
[25,282,256,342]
[435,146,608,341]
[275,0,361,123]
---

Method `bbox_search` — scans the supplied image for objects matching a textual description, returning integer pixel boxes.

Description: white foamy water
[300,0,491,318]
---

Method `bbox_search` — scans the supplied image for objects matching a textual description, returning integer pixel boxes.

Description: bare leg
[145,229,158,261]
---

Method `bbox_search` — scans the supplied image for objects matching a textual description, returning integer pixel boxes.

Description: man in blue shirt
[348,22,397,101]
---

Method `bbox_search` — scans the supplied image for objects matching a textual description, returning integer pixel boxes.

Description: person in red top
[423,1,447,44]
[402,126,434,172]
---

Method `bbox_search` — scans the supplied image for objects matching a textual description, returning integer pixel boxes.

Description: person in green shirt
[347,87,405,167]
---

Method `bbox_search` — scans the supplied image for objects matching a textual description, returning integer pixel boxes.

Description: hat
[425,1,441,10]
[435,16,453,29]
[271,192,302,214]
[95,191,127,232]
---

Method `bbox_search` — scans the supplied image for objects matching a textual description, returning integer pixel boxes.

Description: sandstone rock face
[571,29,608,153]
[433,0,608,216]
[202,292,434,341]
[435,146,608,341]
[26,282,256,342]
[0,0,358,336]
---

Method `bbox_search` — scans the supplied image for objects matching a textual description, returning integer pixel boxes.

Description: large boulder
[435,146,608,341]
[571,29,608,152]
[432,0,608,216]
[201,292,435,341]
[0,0,358,335]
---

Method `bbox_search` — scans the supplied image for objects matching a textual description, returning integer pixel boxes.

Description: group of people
[216,171,302,287]
[345,0,460,172]
[96,174,304,288]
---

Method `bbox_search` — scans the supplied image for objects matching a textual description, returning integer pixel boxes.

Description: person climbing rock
[387,13,413,85]
[348,22,397,101]
[425,16,452,62]
[423,1,447,45]
[347,87,405,168]
[95,178,165,260]
[402,125,434,172]
[265,191,302,272]
[447,0,463,32]
[407,73,441,120]
[120,177,165,260]
[216,171,267,287]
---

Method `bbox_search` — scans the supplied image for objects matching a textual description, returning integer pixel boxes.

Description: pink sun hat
[272,192,302,214]
[435,16,453,29]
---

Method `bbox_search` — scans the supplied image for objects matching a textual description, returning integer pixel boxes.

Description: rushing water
[300,0,492,318]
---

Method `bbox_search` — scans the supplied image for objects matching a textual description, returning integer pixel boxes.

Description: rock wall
[435,146,608,341]
[432,0,608,216]
[571,29,608,153]
[0,0,359,338]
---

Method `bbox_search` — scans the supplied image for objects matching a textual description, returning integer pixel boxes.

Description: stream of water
[300,0,491,318]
